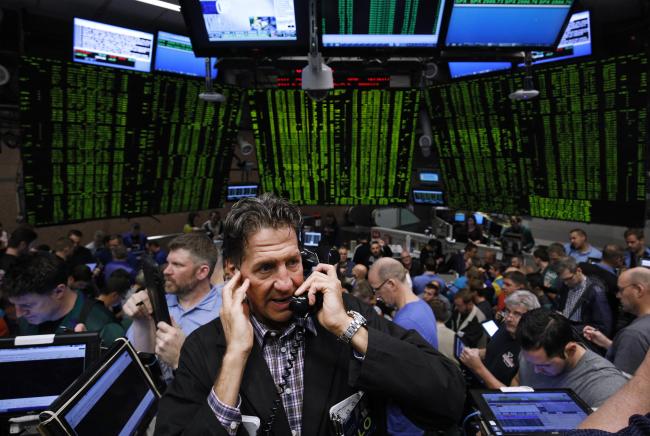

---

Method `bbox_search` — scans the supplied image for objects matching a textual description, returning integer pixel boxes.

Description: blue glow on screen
[446,5,572,47]
[155,31,218,78]
[449,62,512,79]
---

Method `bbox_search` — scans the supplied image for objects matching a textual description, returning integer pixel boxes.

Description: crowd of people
[0,205,649,435]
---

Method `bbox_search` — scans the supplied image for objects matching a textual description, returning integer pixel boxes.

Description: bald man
[583,267,650,375]
[351,263,368,286]
[368,257,438,436]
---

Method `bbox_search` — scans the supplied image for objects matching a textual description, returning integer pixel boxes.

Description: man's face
[240,227,303,329]
[454,298,469,314]
[400,253,412,267]
[617,276,639,314]
[522,347,568,377]
[338,247,348,262]
[422,286,438,302]
[510,257,522,269]
[467,248,478,259]
[504,304,527,335]
[9,291,63,325]
[559,268,582,289]
[370,243,381,257]
[69,234,81,247]
[107,238,120,250]
[569,232,586,250]
[625,235,644,254]
[163,249,202,296]
[502,278,520,295]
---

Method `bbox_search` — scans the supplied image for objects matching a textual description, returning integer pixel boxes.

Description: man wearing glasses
[555,256,613,337]
[583,267,650,376]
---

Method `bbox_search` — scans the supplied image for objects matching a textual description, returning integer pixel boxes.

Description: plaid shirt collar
[250,314,318,347]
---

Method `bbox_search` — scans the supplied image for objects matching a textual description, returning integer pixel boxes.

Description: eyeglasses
[504,309,525,319]
[561,272,577,283]
[372,278,390,294]
[617,283,637,293]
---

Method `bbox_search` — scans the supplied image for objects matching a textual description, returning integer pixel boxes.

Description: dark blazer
[557,276,613,337]
[155,296,466,435]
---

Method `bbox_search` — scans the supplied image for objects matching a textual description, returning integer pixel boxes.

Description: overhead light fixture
[134,0,180,12]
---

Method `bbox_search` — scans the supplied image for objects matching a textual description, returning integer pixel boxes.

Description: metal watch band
[338,310,367,344]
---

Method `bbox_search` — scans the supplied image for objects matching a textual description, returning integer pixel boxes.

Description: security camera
[509,89,539,101]
[199,91,226,103]
[302,52,333,102]
[237,136,254,156]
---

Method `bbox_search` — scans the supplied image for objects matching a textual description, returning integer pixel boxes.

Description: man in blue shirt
[369,257,438,436]
[623,228,650,268]
[123,232,221,373]
[565,228,602,263]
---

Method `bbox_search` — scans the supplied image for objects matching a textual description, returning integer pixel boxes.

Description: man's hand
[460,347,483,371]
[295,264,350,337]
[155,318,186,369]
[582,325,612,349]
[220,270,254,356]
[122,290,154,321]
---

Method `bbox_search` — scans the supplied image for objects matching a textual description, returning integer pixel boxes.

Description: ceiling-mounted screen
[525,11,592,66]
[322,0,447,50]
[73,18,153,73]
[448,61,512,79]
[179,0,309,56]
[444,0,574,49]
[154,31,218,78]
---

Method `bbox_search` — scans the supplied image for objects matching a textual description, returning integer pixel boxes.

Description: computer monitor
[470,389,591,435]
[473,213,484,225]
[226,184,259,201]
[525,11,592,66]
[418,170,441,184]
[179,0,309,56]
[448,61,512,79]
[322,0,447,51]
[454,212,466,222]
[303,232,321,248]
[38,338,161,435]
[73,18,154,72]
[412,189,445,205]
[154,31,218,78]
[0,333,100,415]
[444,0,574,50]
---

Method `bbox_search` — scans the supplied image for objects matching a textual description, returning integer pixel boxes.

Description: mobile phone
[454,335,465,360]
[482,320,499,337]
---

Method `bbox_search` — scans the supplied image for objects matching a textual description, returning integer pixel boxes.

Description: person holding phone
[156,194,466,436]
[122,233,221,375]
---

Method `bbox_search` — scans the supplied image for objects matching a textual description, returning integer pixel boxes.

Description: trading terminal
[0,0,648,435]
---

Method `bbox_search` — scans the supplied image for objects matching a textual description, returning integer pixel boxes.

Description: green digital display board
[249,88,420,205]
[20,56,244,226]
[425,53,648,226]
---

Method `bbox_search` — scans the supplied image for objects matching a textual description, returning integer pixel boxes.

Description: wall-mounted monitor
[444,0,574,50]
[524,11,592,66]
[155,31,218,78]
[413,189,445,205]
[418,170,441,184]
[73,18,153,72]
[449,61,512,79]
[179,0,309,56]
[322,0,447,51]
[227,184,259,201]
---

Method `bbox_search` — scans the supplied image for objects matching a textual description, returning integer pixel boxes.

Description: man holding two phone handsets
[156,194,466,435]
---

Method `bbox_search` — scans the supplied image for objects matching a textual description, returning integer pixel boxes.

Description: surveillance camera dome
[199,91,226,103]
[305,89,331,102]
[508,89,539,101]
[240,142,254,156]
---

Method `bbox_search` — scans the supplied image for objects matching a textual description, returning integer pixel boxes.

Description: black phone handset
[289,249,323,318]
[141,254,172,326]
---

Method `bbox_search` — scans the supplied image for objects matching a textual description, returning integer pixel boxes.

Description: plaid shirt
[563,276,588,322]
[208,315,317,435]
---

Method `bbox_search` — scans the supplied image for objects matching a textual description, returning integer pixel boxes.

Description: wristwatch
[338,311,367,344]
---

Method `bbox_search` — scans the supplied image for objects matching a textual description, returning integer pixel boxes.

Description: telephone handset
[289,249,323,318]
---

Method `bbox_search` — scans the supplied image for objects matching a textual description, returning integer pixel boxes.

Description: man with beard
[123,233,221,377]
